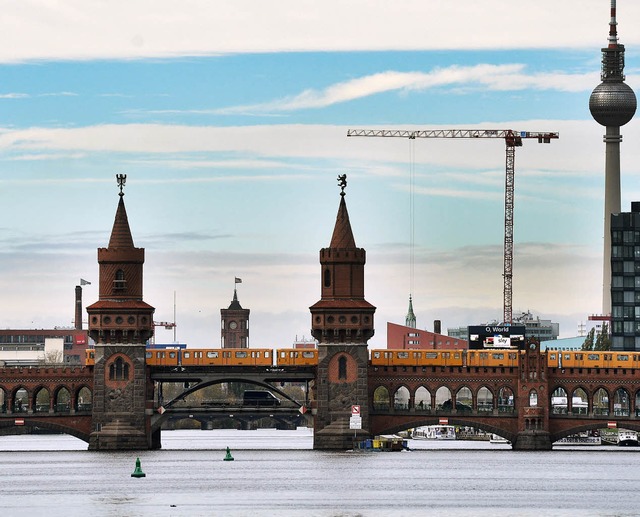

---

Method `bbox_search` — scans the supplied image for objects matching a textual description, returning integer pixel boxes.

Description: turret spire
[405,295,416,329]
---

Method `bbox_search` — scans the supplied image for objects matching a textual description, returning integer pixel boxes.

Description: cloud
[184,65,600,115]
[0,1,638,62]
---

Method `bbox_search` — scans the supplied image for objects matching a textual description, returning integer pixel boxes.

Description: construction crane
[347,128,559,325]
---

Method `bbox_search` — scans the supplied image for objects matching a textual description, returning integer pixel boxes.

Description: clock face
[229,321,238,330]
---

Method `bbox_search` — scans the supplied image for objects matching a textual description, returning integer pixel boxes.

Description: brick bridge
[2,344,640,449]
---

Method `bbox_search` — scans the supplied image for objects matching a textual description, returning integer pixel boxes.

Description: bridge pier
[513,431,553,450]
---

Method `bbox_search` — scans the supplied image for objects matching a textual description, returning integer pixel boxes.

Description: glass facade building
[610,202,640,350]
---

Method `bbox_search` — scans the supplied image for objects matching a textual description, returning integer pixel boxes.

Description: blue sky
[1,1,640,346]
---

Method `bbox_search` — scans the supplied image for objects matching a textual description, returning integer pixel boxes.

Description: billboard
[467,325,526,350]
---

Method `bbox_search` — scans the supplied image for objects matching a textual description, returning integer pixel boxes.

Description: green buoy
[131,457,146,478]
[223,447,234,461]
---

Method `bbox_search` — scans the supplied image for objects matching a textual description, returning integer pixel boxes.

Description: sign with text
[350,416,362,430]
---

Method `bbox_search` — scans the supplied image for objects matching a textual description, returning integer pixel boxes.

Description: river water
[0,428,638,517]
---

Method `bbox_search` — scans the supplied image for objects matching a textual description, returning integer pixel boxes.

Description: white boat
[490,434,510,444]
[617,430,639,447]
[554,432,602,446]
[413,425,456,440]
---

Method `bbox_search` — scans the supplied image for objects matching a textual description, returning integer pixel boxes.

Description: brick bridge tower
[310,175,376,449]
[86,175,155,450]
[515,339,552,450]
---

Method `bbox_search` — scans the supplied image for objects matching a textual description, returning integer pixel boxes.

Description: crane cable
[409,138,415,300]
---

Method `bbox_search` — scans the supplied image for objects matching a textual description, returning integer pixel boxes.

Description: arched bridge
[4,346,640,449]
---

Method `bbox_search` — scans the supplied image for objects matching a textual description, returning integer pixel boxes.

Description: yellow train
[85,347,319,367]
[546,350,640,369]
[84,347,640,370]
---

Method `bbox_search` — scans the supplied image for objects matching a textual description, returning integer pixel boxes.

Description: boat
[554,432,602,446]
[490,434,511,444]
[617,430,639,447]
[412,425,456,440]
[353,435,408,451]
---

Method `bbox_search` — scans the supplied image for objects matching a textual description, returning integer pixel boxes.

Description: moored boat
[490,434,510,444]
[617,430,639,447]
[554,432,602,446]
[412,425,456,440]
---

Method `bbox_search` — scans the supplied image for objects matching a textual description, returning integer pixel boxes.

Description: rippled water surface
[0,429,638,517]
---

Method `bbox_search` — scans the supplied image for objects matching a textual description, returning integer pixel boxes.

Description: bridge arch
[34,386,51,413]
[497,386,515,413]
[372,385,390,411]
[476,386,493,413]
[11,386,28,413]
[414,386,431,412]
[593,387,610,416]
[614,387,631,416]
[393,386,410,411]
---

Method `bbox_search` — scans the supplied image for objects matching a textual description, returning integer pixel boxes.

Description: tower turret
[589,0,636,315]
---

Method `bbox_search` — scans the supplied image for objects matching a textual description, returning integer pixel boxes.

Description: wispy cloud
[141,65,600,116]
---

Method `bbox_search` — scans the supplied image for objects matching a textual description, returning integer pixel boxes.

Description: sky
[1,1,640,347]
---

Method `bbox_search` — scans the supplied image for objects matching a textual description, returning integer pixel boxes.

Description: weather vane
[337,174,347,196]
[116,174,127,196]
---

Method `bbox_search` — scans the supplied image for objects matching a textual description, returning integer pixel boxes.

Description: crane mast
[347,128,559,325]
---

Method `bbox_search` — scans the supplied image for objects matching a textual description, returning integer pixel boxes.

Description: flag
[235,277,242,284]
[80,279,91,285]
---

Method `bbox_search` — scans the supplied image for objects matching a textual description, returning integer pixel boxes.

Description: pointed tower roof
[227,288,243,310]
[405,295,416,328]
[108,195,135,249]
[329,192,357,249]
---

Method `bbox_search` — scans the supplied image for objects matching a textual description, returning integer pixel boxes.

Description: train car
[179,348,223,366]
[145,349,180,366]
[370,349,464,367]
[220,348,273,366]
[548,350,640,369]
[276,348,318,366]
[85,349,95,366]
[465,350,519,368]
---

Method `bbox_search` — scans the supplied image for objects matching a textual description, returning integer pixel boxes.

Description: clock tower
[87,175,155,450]
[221,286,250,348]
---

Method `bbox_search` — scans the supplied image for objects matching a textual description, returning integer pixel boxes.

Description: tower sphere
[589,81,637,127]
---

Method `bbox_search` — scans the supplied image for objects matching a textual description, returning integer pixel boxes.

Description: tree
[594,323,611,351]
[582,328,595,351]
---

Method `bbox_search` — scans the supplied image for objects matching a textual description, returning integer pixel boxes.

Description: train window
[564,354,570,360]
[454,353,460,359]
[619,355,629,361]
[373,352,381,359]
[398,352,409,359]
[412,352,421,359]
[183,352,190,358]
[207,351,219,358]
[235,351,248,358]
[223,352,230,358]
[145,351,152,359]
[509,353,517,360]
[492,353,504,360]
[443,352,450,358]
[549,354,556,360]
[302,351,315,358]
[426,353,438,359]
[588,354,599,361]
[265,351,270,358]
[480,353,488,359]
[159,352,165,358]
[279,351,286,358]
[169,352,176,358]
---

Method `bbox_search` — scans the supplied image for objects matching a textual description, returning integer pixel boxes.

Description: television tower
[589,0,637,315]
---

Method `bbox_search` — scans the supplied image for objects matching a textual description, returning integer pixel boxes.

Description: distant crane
[347,128,559,325]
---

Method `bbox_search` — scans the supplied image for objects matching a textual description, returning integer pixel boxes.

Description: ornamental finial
[116,174,127,197]
[337,174,347,196]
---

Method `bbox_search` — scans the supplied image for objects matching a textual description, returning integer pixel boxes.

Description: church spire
[405,295,416,328]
